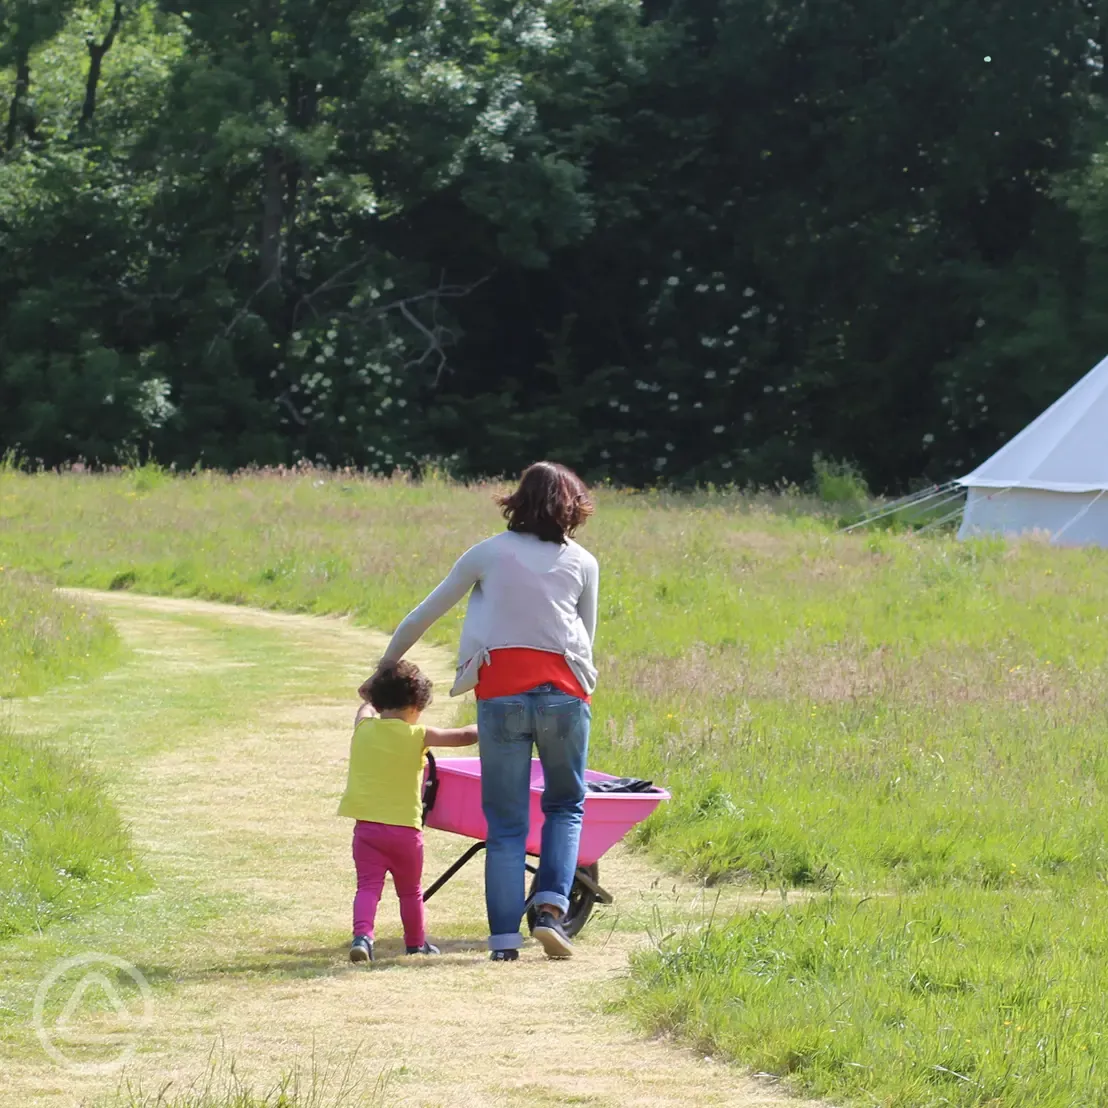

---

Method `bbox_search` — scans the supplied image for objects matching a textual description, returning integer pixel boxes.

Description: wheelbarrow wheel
[526,863,599,939]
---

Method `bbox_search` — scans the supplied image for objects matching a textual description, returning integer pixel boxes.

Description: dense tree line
[2,0,1108,489]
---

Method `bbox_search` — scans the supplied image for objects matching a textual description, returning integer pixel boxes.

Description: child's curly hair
[364,660,434,712]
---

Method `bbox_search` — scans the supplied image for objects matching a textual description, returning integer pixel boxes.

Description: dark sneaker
[489,948,519,962]
[406,942,441,955]
[349,935,374,963]
[532,911,573,959]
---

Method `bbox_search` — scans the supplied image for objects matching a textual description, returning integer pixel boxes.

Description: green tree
[0,3,183,463]
[512,0,1098,487]
[1,0,1105,486]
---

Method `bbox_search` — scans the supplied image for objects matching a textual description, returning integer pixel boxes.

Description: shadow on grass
[132,938,489,985]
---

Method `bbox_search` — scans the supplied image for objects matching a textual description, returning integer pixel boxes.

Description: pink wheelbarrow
[420,756,669,937]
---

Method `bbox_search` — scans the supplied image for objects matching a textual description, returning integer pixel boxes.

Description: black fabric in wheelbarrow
[586,777,659,794]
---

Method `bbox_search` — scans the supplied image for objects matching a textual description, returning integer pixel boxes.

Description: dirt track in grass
[1,591,825,1108]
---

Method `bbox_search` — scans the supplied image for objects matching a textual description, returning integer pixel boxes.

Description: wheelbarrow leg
[423,841,486,903]
[569,865,614,905]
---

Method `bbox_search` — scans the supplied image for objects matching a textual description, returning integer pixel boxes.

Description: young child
[338,659,476,963]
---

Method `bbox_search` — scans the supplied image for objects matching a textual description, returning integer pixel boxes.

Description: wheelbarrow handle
[421,750,439,826]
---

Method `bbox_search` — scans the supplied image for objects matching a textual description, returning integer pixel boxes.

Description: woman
[365,461,598,961]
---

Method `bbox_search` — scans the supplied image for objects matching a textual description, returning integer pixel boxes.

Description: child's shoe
[406,941,440,955]
[532,911,574,959]
[349,935,374,963]
[489,948,519,962]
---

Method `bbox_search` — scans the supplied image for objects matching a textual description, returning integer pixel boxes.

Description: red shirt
[475,648,590,702]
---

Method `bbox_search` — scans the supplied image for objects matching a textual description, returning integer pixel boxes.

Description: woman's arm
[578,555,599,646]
[380,543,486,663]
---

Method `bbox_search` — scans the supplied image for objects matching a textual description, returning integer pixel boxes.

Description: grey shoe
[350,935,374,963]
[406,941,440,955]
[489,948,519,962]
[532,911,573,959]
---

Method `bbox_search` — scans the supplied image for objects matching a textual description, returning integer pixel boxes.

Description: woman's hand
[357,660,388,702]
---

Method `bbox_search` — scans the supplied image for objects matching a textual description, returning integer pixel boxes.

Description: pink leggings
[352,821,425,947]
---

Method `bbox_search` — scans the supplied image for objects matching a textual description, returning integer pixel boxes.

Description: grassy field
[0,574,145,939]
[2,464,1107,1106]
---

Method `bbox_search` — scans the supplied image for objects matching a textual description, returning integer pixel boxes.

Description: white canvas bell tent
[957,353,1108,546]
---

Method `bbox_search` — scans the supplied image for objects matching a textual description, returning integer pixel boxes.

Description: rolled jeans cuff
[530,889,570,914]
[488,931,524,952]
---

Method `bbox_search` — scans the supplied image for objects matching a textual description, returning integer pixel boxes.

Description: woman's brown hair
[497,461,594,545]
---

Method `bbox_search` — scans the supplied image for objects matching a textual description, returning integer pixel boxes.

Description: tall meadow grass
[110,1048,396,1107]
[0,568,122,696]
[0,729,148,938]
[0,571,144,938]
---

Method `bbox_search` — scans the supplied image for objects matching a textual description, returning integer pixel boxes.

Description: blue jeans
[477,685,590,951]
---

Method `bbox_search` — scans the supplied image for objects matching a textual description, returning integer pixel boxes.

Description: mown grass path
[0,592,821,1108]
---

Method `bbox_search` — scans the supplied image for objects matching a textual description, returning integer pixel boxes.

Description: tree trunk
[79,1,124,133]
[283,69,318,309]
[261,146,285,287]
[5,52,31,151]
